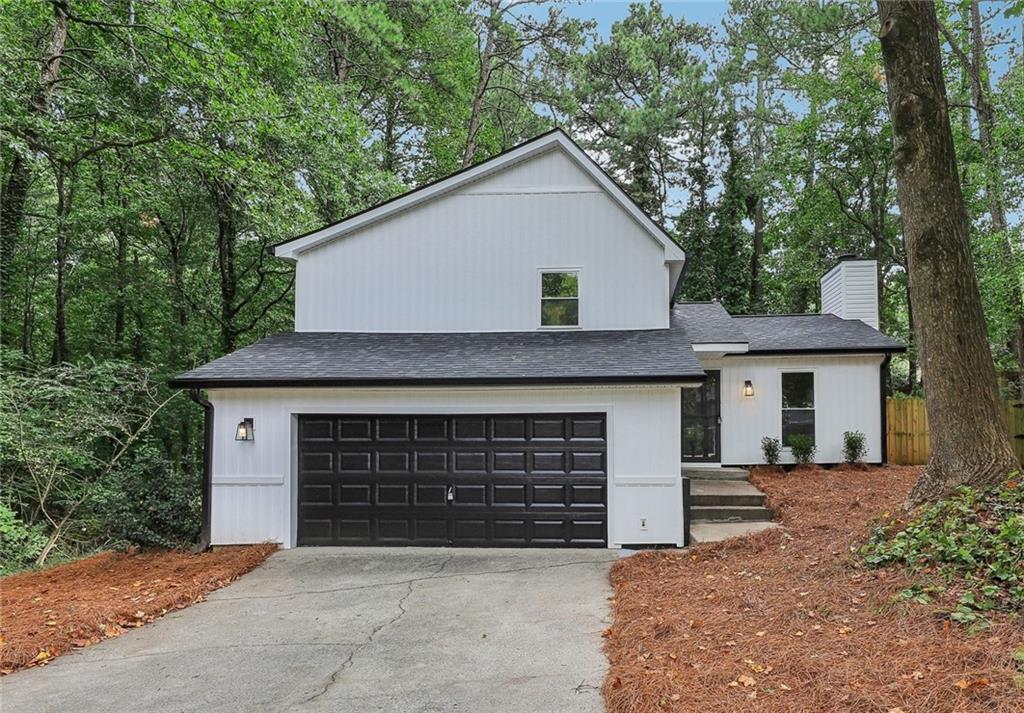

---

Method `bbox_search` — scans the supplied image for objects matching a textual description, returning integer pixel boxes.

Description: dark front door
[681,371,721,462]
[296,413,607,547]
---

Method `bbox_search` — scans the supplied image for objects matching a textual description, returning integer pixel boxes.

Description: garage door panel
[301,451,333,473]
[339,418,373,440]
[570,452,605,472]
[453,417,488,441]
[413,417,449,440]
[570,484,605,505]
[339,452,372,472]
[377,484,410,505]
[301,418,334,441]
[532,451,566,472]
[297,413,606,547]
[377,452,410,472]
[493,451,528,472]
[454,484,487,504]
[453,451,488,472]
[338,484,370,504]
[302,483,333,504]
[493,484,526,505]
[414,452,448,473]
[492,417,527,440]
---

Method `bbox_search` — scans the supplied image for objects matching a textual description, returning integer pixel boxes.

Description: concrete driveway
[2,548,618,713]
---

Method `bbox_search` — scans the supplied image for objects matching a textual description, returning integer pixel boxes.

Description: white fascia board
[274,130,685,264]
[691,342,750,353]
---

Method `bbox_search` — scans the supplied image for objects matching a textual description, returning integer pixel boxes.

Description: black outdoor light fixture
[235,417,255,441]
[743,380,755,398]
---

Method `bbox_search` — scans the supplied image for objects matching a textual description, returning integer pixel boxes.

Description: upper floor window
[781,372,815,446]
[540,270,579,327]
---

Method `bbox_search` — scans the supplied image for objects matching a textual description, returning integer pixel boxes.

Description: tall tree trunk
[214,183,239,354]
[748,70,767,312]
[463,2,498,168]
[749,198,764,310]
[51,164,72,365]
[876,0,1017,503]
[3,1,68,350]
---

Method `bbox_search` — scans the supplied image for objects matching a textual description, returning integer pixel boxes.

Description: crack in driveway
[296,553,455,706]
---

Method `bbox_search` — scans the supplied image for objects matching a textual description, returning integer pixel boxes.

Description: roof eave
[731,346,906,357]
[169,373,707,390]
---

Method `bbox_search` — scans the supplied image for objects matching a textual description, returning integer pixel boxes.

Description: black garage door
[296,413,607,547]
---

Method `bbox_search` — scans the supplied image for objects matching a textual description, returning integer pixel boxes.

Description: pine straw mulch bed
[603,465,1024,713]
[1,544,277,674]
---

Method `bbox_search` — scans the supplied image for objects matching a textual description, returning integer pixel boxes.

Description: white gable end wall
[294,147,673,332]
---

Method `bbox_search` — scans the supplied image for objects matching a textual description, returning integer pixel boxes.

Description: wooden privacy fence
[886,397,1024,466]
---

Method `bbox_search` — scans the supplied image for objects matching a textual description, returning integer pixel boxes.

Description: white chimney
[820,256,879,329]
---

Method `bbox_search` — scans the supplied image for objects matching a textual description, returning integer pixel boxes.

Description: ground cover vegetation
[1,1,1021,566]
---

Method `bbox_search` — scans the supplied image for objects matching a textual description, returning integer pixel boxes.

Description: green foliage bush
[761,436,781,465]
[1,352,195,564]
[842,430,867,463]
[787,434,816,464]
[0,503,48,574]
[863,476,1024,623]
[95,440,200,549]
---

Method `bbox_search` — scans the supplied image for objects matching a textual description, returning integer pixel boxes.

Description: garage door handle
[446,485,454,503]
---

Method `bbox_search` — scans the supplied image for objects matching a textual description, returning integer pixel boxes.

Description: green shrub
[95,441,200,549]
[863,475,1024,623]
[842,430,867,463]
[788,434,816,464]
[761,436,781,465]
[0,503,48,574]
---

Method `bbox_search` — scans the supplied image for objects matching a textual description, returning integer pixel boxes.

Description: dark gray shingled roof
[170,329,705,388]
[671,301,903,353]
[733,314,904,354]
[671,302,747,344]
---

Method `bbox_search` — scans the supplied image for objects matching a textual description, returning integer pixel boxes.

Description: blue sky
[550,1,1020,79]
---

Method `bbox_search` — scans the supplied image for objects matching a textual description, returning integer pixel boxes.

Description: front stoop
[684,467,779,543]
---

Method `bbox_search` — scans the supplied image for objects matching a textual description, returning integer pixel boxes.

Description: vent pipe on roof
[820,256,879,329]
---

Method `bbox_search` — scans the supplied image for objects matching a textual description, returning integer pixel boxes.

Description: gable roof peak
[273,129,684,264]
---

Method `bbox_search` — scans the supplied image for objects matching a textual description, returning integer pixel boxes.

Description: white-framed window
[539,269,580,327]
[781,371,815,446]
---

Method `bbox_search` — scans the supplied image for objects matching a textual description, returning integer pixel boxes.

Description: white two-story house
[172,129,903,549]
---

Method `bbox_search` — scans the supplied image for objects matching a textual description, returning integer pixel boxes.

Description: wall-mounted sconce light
[742,380,755,398]
[235,417,254,441]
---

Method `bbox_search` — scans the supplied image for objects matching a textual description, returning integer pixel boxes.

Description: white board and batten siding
[703,354,885,464]
[294,148,673,333]
[819,259,879,329]
[208,386,685,548]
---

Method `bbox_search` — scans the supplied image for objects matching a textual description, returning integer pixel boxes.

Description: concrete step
[691,480,766,507]
[690,521,781,544]
[691,491,766,507]
[682,467,750,481]
[690,505,773,522]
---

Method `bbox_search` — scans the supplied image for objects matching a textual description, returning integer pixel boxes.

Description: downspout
[879,354,892,465]
[189,388,213,552]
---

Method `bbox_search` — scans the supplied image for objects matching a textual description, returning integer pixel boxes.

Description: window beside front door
[781,371,815,446]
[540,270,579,327]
